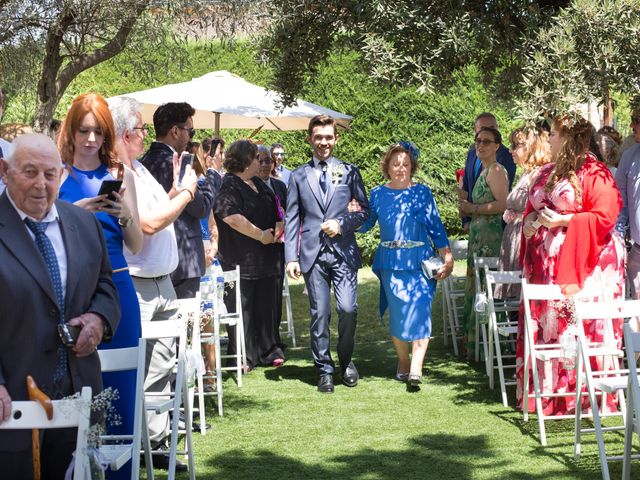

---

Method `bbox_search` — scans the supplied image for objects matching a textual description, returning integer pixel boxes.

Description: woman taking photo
[516,114,625,414]
[358,142,453,387]
[459,127,509,360]
[57,92,142,480]
[214,140,285,371]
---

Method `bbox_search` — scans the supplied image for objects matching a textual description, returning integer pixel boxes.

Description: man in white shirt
[108,97,198,471]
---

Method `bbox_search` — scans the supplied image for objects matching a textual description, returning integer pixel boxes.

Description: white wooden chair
[0,386,92,480]
[622,319,640,479]
[484,269,522,406]
[472,254,499,370]
[442,239,467,356]
[141,320,195,480]
[521,279,603,446]
[98,339,154,479]
[281,275,297,348]
[573,300,638,479]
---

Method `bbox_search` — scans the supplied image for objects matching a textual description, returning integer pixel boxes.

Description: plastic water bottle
[211,259,226,315]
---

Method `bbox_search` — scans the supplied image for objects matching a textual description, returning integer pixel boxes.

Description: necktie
[319,161,328,194]
[24,218,68,383]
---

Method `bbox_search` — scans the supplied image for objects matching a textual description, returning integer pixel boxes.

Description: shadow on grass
[201,432,602,480]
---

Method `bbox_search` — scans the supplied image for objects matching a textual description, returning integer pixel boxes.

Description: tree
[517,0,640,122]
[260,0,570,108]
[0,0,268,132]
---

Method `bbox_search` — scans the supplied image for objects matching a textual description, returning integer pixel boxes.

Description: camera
[421,256,444,280]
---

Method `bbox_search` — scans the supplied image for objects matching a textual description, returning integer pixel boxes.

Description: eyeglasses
[273,152,285,157]
[132,126,148,134]
[259,159,274,165]
[510,142,526,150]
[475,139,496,146]
[176,126,196,138]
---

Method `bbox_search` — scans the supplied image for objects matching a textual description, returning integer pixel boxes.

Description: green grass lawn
[152,266,632,479]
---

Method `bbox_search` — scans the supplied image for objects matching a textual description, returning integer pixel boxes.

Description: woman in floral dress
[516,114,625,414]
[459,127,509,360]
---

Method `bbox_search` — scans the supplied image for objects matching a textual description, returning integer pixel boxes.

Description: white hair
[6,133,62,167]
[107,96,143,139]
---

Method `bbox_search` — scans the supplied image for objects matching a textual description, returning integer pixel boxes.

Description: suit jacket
[0,194,120,451]
[141,142,221,281]
[285,159,370,273]
[270,176,287,209]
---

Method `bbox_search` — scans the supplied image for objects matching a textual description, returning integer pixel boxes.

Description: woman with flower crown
[516,113,625,415]
[358,142,453,388]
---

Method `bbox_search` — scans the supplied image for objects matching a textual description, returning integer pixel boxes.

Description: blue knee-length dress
[359,184,449,341]
[60,164,141,480]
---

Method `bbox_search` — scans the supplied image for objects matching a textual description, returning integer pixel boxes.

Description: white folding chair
[484,269,522,406]
[281,275,297,348]
[141,320,195,480]
[442,239,467,356]
[521,279,603,446]
[200,265,246,416]
[173,296,209,436]
[573,300,638,479]
[0,386,92,480]
[622,320,640,479]
[98,339,154,480]
[472,254,499,370]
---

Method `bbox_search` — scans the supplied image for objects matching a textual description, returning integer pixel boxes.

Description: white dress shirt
[6,191,67,298]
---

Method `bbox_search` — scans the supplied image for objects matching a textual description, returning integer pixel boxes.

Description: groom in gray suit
[285,115,369,393]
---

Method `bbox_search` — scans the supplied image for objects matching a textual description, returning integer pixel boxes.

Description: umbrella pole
[214,112,220,137]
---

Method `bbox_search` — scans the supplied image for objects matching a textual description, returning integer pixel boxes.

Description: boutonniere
[331,164,345,184]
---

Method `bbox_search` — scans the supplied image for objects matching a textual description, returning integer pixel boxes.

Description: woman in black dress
[214,140,285,370]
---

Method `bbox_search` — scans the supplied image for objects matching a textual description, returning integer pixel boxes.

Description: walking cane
[26,375,53,480]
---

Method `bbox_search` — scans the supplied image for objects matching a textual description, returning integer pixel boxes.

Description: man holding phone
[142,102,221,299]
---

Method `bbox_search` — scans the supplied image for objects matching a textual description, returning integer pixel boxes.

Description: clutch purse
[421,256,444,280]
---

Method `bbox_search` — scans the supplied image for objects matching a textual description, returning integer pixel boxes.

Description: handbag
[421,256,444,280]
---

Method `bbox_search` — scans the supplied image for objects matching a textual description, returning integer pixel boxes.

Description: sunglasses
[176,126,196,138]
[510,142,526,150]
[259,158,274,165]
[475,139,496,146]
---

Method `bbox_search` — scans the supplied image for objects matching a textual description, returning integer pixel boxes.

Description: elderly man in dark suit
[141,102,221,299]
[285,115,370,393]
[0,133,120,479]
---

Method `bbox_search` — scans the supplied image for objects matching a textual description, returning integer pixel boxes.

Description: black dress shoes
[342,361,359,387]
[318,374,334,393]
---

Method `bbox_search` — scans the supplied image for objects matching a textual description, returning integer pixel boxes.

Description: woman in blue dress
[358,142,453,387]
[58,93,143,480]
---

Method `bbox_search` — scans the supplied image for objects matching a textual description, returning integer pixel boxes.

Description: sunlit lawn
[146,265,632,479]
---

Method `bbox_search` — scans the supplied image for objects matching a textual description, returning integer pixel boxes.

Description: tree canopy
[261,0,640,119]
[0,0,267,131]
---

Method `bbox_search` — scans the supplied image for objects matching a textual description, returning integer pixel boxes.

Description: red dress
[516,154,625,415]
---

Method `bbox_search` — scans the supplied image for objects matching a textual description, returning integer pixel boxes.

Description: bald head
[2,133,64,220]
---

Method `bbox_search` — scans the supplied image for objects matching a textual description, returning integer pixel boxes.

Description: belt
[131,274,170,281]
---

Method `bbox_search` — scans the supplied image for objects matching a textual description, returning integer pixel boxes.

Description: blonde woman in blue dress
[358,142,453,387]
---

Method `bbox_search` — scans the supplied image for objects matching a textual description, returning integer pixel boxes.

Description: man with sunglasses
[142,102,221,300]
[459,112,515,232]
[271,142,291,185]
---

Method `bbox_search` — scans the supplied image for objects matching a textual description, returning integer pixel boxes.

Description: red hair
[58,93,121,178]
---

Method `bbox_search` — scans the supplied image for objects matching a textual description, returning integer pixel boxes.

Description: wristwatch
[118,216,133,228]
[102,319,113,342]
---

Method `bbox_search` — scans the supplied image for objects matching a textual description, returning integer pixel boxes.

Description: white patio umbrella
[109,70,352,133]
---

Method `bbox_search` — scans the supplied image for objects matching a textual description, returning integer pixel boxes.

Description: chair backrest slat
[574,300,640,322]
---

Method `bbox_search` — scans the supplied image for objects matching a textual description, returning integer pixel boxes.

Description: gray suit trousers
[303,246,358,376]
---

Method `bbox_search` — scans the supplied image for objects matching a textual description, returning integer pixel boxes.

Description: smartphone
[97,179,123,202]
[57,323,81,347]
[179,153,194,182]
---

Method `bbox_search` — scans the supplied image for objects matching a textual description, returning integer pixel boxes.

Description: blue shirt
[461,143,515,227]
[615,143,640,243]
